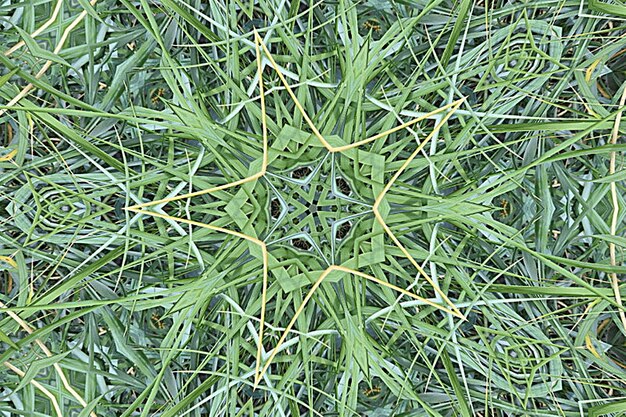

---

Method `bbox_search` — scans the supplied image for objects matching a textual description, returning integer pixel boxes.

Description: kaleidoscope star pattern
[6,2,622,415]
[127,32,464,384]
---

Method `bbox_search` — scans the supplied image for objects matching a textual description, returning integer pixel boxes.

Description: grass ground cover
[2,0,626,416]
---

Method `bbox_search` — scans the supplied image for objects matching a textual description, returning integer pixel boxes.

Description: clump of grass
[2,1,626,416]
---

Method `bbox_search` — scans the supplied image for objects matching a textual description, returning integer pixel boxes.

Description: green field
[2,1,626,416]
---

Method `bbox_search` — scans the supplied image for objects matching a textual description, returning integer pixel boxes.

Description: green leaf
[13,27,70,67]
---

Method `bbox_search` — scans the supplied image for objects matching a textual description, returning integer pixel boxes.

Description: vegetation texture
[2,0,626,416]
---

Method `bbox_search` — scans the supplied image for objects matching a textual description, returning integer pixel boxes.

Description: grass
[2,0,626,416]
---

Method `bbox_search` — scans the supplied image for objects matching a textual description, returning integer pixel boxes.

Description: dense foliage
[2,0,626,416]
